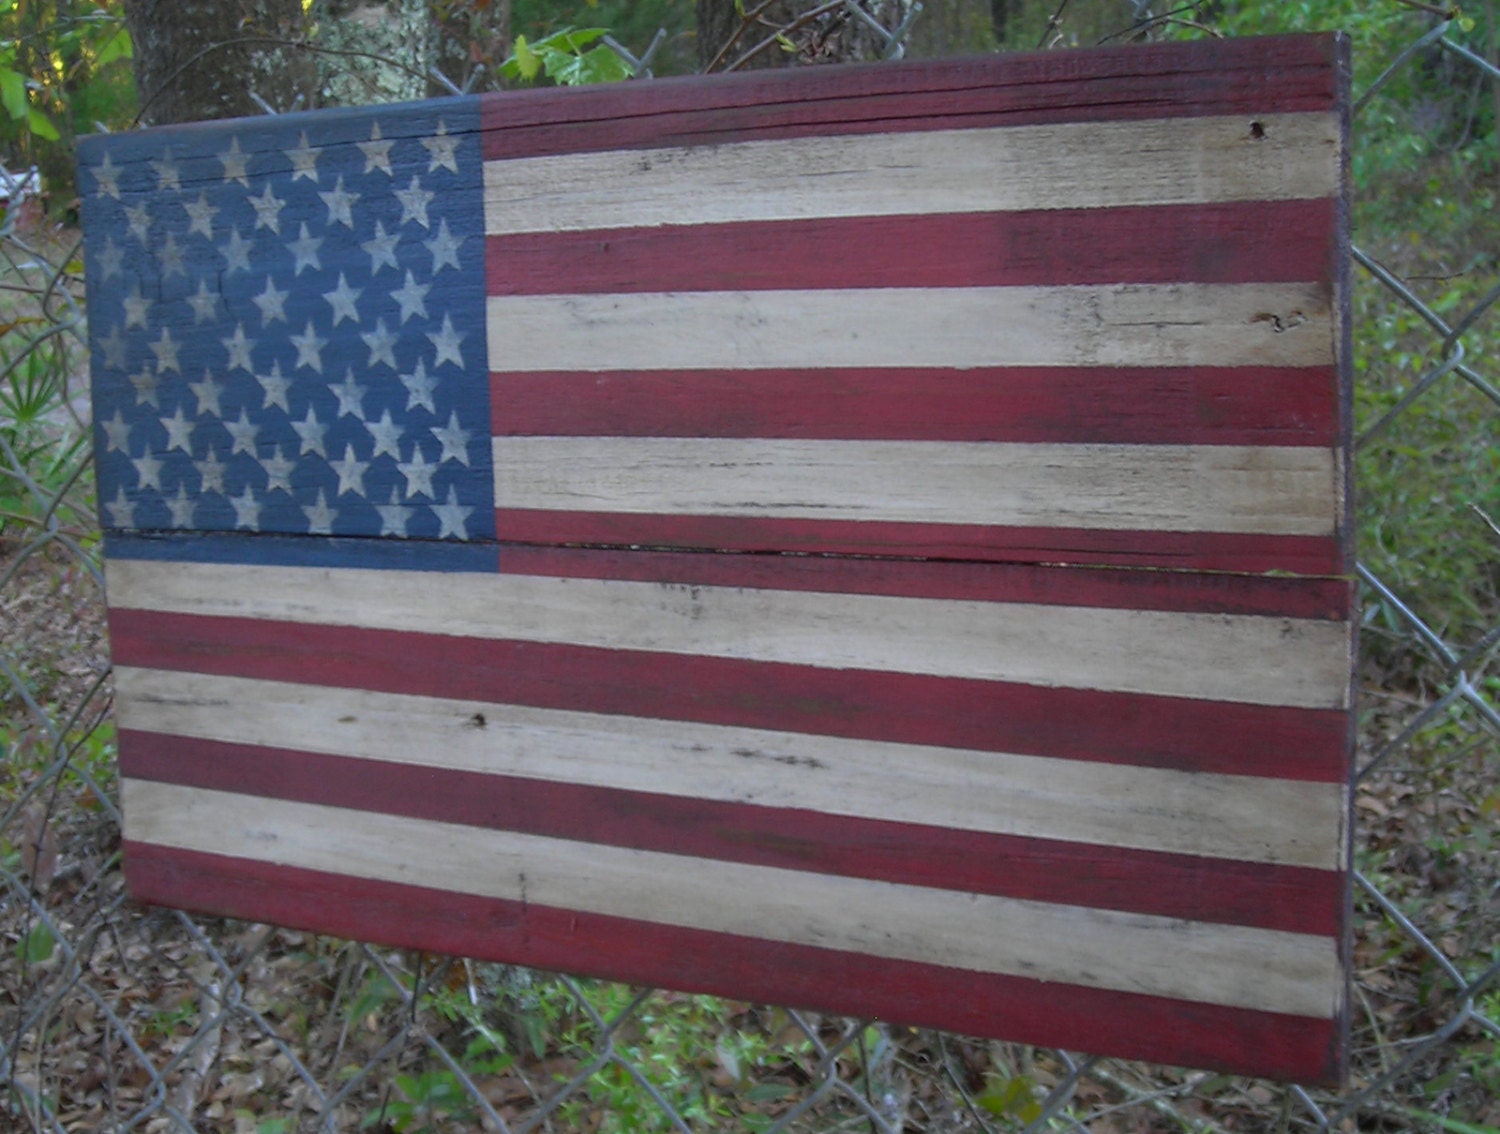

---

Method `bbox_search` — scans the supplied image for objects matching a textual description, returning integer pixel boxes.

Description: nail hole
[1249,120,1266,139]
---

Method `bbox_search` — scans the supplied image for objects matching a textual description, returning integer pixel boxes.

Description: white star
[132,449,164,490]
[426,313,465,369]
[390,270,429,323]
[151,147,180,192]
[249,182,286,234]
[166,484,196,528]
[422,120,460,174]
[104,486,135,527]
[374,487,411,537]
[184,192,217,238]
[291,406,328,457]
[322,272,362,325]
[431,486,472,540]
[97,326,127,369]
[319,175,359,228]
[123,285,152,329]
[195,448,227,494]
[130,366,160,407]
[92,152,121,199]
[365,409,403,459]
[125,202,151,242]
[189,372,225,417]
[331,369,367,418]
[252,278,289,325]
[225,408,260,456]
[285,131,319,182]
[187,279,219,323]
[221,229,254,274]
[149,327,180,373]
[361,318,397,369]
[424,218,462,274]
[358,122,393,176]
[397,444,437,498]
[362,220,400,274]
[395,176,434,228]
[160,407,194,452]
[230,486,262,530]
[256,360,291,412]
[399,358,438,413]
[329,444,369,497]
[100,410,132,452]
[430,410,472,466]
[303,488,337,535]
[290,321,327,372]
[95,236,125,280]
[222,323,257,372]
[289,221,323,275]
[157,233,187,278]
[219,137,250,187]
[261,446,296,494]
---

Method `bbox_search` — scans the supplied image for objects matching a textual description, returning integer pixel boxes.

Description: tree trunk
[123,0,311,126]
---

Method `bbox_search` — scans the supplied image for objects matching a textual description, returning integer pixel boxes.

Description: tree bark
[122,0,311,126]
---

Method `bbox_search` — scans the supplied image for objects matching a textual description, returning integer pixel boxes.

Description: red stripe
[479,36,1342,159]
[121,734,1342,936]
[493,543,1352,620]
[492,509,1346,576]
[123,843,1344,1084]
[485,203,1337,294]
[490,366,1339,447]
[108,610,1349,782]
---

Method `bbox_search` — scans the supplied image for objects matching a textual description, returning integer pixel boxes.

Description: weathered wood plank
[104,557,1351,709]
[482,114,1339,234]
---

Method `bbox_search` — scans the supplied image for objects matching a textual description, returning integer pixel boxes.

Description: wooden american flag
[83,33,1354,1082]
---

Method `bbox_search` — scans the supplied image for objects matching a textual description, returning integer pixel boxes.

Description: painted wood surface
[82,32,1354,1083]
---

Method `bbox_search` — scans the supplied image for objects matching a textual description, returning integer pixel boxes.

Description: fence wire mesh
[2,8,1499,1133]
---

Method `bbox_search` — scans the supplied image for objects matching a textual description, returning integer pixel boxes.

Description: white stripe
[115,668,1347,869]
[482,113,1340,235]
[491,437,1340,537]
[123,780,1342,1017]
[485,284,1333,372]
[106,560,1351,709]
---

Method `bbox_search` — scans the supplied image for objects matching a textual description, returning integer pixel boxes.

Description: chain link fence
[3,7,1499,1132]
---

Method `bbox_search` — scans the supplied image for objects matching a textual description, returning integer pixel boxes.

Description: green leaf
[0,68,26,121]
[93,27,133,67]
[27,106,58,141]
[513,34,540,81]
[17,923,55,965]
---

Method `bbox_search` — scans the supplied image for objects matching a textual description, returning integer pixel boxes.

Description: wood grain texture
[482,114,1338,235]
[489,437,1341,536]
[124,780,1342,1018]
[477,35,1343,157]
[484,201,1340,296]
[125,841,1343,1082]
[114,667,1346,869]
[485,284,1335,372]
[108,605,1351,782]
[121,730,1344,933]
[105,558,1351,709]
